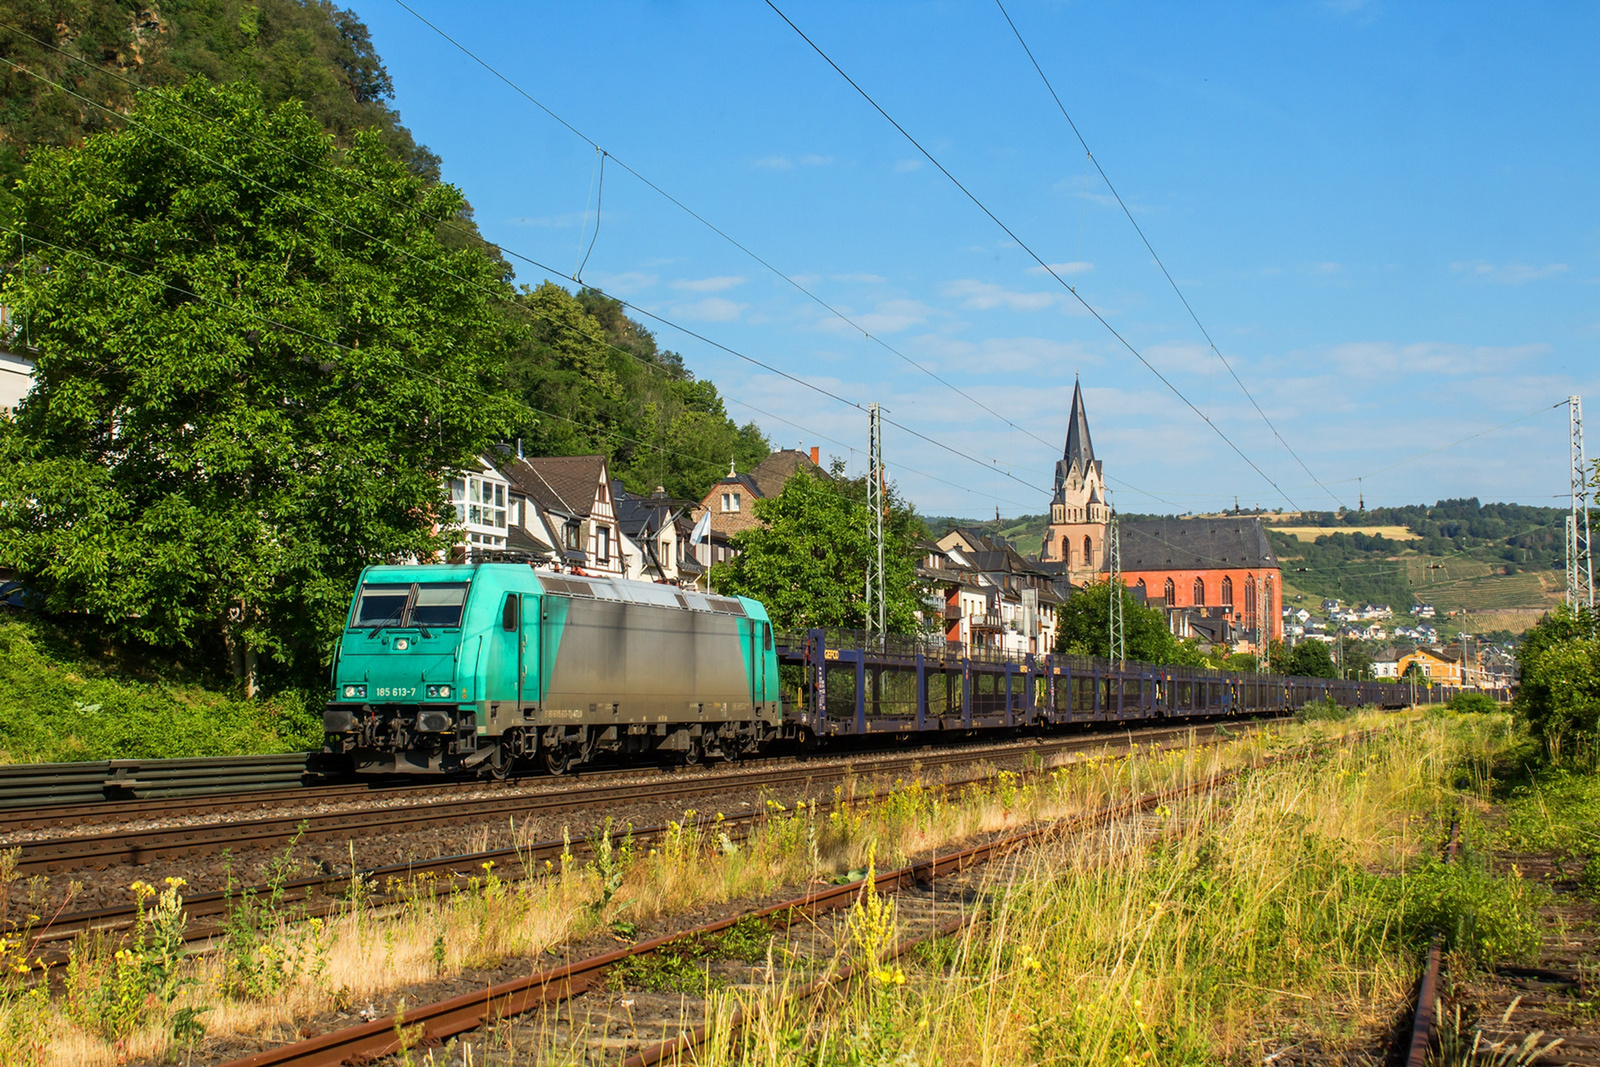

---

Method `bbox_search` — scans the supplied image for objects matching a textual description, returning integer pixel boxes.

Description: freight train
[322,562,1465,776]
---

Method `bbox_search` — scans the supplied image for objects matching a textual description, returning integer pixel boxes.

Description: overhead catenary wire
[3,224,992,532]
[763,0,1307,515]
[992,0,1346,511]
[0,16,1193,512]
[0,52,1066,506]
[389,0,1081,472]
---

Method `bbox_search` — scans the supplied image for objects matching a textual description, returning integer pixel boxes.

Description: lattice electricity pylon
[1570,395,1594,611]
[1107,513,1125,667]
[866,402,887,645]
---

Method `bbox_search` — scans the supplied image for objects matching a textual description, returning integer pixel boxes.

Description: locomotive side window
[411,583,470,628]
[763,623,772,651]
[502,593,519,632]
[355,585,410,628]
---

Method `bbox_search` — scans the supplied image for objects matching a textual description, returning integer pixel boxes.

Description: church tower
[1040,379,1110,582]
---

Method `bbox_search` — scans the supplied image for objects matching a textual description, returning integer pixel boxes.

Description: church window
[1083,535,1092,566]
[1164,578,1175,604]
[1135,579,1147,598]
[1222,576,1233,607]
[1193,578,1205,606]
[1052,504,1064,524]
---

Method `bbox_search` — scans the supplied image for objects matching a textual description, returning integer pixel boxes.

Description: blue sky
[356,1,1598,518]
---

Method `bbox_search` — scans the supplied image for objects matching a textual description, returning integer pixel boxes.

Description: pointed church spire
[1063,377,1094,470]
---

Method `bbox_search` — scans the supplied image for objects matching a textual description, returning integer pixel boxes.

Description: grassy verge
[698,711,1540,1066]
[0,616,318,763]
[0,710,1522,1065]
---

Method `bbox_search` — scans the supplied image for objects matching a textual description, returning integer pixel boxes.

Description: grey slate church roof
[1118,518,1278,571]
[1052,379,1099,502]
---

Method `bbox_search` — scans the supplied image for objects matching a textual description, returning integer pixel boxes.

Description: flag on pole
[689,509,711,545]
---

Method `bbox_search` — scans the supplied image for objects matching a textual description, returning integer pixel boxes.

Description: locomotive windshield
[410,583,469,628]
[353,582,469,629]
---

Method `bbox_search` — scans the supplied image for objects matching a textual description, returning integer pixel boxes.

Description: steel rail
[23,721,1251,957]
[0,721,1238,833]
[215,731,1365,1067]
[9,723,1234,875]
[1404,813,1462,1067]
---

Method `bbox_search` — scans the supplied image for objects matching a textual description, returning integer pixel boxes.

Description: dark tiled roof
[1119,518,1277,571]
[506,456,606,516]
[611,481,692,539]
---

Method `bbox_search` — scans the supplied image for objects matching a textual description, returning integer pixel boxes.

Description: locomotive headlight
[342,684,366,699]
[425,684,454,699]
[438,684,451,698]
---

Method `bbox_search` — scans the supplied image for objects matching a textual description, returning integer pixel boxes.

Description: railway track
[5,721,1252,875]
[213,743,1316,1067]
[18,721,1260,958]
[0,716,1273,831]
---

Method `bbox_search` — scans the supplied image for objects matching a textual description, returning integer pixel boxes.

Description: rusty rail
[1404,812,1462,1067]
[217,731,1358,1067]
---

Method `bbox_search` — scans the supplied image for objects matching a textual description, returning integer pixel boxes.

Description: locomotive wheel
[543,746,572,776]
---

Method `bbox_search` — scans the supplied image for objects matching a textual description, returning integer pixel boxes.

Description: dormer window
[721,492,741,513]
[564,522,581,551]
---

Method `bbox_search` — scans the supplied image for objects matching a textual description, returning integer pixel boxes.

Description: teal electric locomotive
[322,563,784,775]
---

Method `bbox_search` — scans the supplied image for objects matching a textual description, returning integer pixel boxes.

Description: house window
[596,525,610,563]
[1164,578,1175,603]
[1222,576,1233,607]
[1193,578,1205,606]
[564,522,580,551]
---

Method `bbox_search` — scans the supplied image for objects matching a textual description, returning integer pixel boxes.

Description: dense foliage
[0,81,522,689]
[1514,603,1600,757]
[506,285,768,501]
[1053,581,1206,665]
[715,467,925,634]
[0,616,318,761]
[0,0,443,191]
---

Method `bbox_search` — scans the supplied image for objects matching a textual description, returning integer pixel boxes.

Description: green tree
[714,469,923,633]
[1288,640,1338,679]
[1053,581,1206,665]
[0,82,521,691]
[1265,638,1291,675]
[501,284,768,503]
[1514,603,1600,756]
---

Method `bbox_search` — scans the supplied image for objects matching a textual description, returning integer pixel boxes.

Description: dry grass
[1269,525,1420,541]
[696,712,1530,1067]
[0,711,1422,1064]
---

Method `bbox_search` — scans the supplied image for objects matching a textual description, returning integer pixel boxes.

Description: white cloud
[941,279,1059,312]
[587,271,657,294]
[752,154,834,171]
[815,298,934,335]
[1025,261,1093,277]
[671,297,748,322]
[894,159,923,172]
[1314,340,1548,378]
[1450,260,1569,284]
[910,334,1100,375]
[672,275,747,293]
[506,212,588,228]
[831,273,887,284]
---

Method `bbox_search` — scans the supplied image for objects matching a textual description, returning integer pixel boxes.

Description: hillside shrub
[1448,691,1500,715]
[1513,604,1600,760]
[0,616,319,763]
